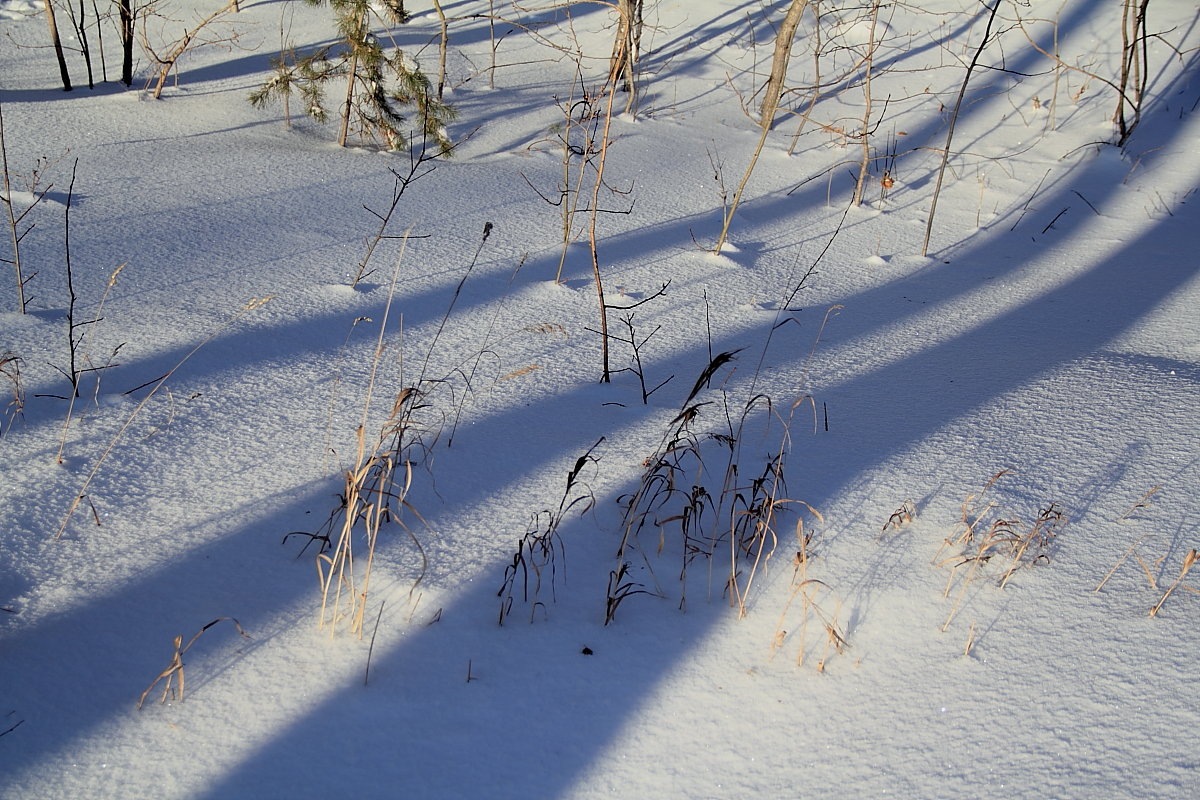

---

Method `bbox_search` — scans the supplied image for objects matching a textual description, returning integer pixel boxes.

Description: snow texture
[1,1,1198,798]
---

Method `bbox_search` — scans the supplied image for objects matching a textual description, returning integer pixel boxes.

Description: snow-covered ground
[2,1,1198,797]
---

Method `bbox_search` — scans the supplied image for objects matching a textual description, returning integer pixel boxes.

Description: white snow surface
[2,1,1198,798]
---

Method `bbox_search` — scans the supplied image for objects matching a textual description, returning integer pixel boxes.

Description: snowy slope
[1,1,1198,797]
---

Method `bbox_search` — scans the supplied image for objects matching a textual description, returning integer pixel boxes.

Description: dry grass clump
[283,239,433,637]
[284,375,432,637]
[497,438,602,625]
[280,196,512,643]
[771,520,849,671]
[287,223,500,638]
[317,386,431,637]
[880,500,916,537]
[934,470,1067,631]
[608,350,820,624]
[721,395,824,618]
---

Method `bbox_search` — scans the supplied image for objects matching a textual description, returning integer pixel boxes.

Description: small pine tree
[249,0,455,154]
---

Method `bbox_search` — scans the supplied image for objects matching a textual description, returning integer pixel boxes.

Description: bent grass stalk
[1095,487,1164,593]
[137,617,250,709]
[1148,549,1197,617]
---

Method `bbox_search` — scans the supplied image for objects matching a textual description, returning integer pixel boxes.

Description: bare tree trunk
[430,0,448,100]
[118,0,134,86]
[1045,2,1063,132]
[91,0,109,82]
[338,7,364,148]
[588,77,621,381]
[609,0,641,114]
[487,0,495,89]
[1115,0,1150,146]
[787,0,822,154]
[432,0,451,100]
[44,0,74,91]
[852,0,881,206]
[70,0,96,88]
[338,48,358,147]
[143,3,233,99]
[715,0,807,253]
[1116,0,1132,141]
[760,0,807,129]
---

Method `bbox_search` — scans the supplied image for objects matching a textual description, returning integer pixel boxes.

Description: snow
[1,1,1198,798]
